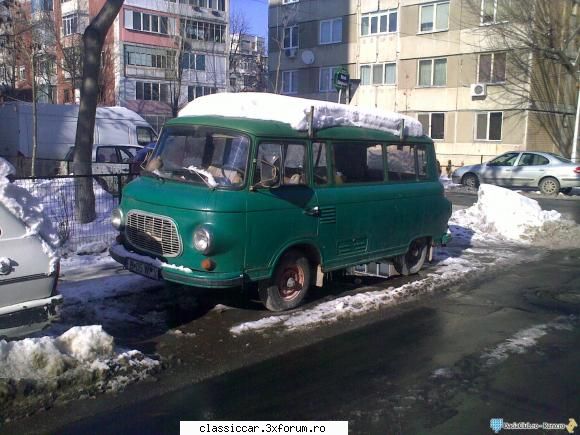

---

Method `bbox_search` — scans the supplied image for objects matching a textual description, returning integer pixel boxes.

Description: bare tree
[465,0,579,157]
[73,0,123,223]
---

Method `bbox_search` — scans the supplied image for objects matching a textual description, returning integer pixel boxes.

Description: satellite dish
[301,49,315,65]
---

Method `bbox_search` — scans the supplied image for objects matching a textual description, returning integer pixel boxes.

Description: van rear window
[333,142,384,184]
[387,144,430,181]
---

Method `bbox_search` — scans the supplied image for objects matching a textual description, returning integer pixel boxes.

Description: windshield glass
[145,126,250,188]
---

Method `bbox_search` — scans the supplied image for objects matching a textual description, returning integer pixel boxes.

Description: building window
[320,18,342,44]
[360,62,396,85]
[419,2,449,32]
[282,0,299,4]
[187,85,216,101]
[418,58,447,87]
[125,45,174,69]
[283,25,299,49]
[481,0,508,24]
[125,10,171,36]
[62,14,78,36]
[361,9,397,36]
[181,53,206,70]
[418,113,445,140]
[319,66,340,92]
[181,19,226,43]
[478,52,506,83]
[282,70,298,94]
[135,81,169,102]
[476,112,503,140]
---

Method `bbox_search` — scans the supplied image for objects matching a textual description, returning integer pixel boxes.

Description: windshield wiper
[184,166,218,189]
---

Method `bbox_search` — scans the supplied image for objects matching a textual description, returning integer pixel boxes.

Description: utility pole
[573,77,579,163]
[30,44,40,176]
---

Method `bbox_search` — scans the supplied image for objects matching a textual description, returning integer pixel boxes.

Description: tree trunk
[73,0,124,223]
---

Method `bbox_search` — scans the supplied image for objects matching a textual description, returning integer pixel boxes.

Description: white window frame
[282,70,298,94]
[360,62,397,86]
[475,111,503,141]
[418,1,449,33]
[319,66,340,92]
[62,14,78,36]
[480,0,508,25]
[282,0,299,4]
[418,112,445,140]
[319,18,342,44]
[283,25,299,49]
[125,9,170,36]
[417,57,447,87]
[477,52,506,83]
[360,9,398,36]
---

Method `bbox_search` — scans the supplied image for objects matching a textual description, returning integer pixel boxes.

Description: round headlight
[193,225,213,255]
[111,208,123,230]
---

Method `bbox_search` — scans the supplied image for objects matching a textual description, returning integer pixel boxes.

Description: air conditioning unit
[470,83,487,97]
[285,48,297,58]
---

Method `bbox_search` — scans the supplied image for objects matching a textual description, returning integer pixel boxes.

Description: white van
[0,102,157,176]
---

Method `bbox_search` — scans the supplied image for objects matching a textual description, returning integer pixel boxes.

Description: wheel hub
[278,267,304,300]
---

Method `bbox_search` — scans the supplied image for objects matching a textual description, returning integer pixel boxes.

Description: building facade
[1,0,229,132]
[229,33,267,92]
[268,0,577,166]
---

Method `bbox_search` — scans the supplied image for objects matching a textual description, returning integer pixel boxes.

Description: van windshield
[144,126,250,188]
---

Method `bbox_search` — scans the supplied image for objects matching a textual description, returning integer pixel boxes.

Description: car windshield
[548,153,572,164]
[144,126,250,188]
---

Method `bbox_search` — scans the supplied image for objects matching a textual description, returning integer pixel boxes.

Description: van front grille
[125,211,181,257]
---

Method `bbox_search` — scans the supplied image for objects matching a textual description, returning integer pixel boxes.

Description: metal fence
[13,174,134,252]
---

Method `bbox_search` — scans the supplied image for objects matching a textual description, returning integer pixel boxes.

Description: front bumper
[109,243,244,289]
[0,294,62,339]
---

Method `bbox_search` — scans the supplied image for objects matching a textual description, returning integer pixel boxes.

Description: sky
[230,0,269,39]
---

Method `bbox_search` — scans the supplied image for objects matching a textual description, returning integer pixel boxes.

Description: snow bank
[178,92,423,137]
[450,184,564,243]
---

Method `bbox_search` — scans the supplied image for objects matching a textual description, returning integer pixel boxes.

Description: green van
[110,108,451,311]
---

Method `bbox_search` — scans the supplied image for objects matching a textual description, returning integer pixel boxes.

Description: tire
[258,250,311,312]
[462,173,479,189]
[539,177,560,196]
[393,238,429,276]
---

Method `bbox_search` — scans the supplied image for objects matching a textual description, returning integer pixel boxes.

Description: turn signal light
[201,258,216,271]
[574,167,580,174]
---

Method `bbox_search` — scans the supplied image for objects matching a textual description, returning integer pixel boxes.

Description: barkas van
[110,93,452,311]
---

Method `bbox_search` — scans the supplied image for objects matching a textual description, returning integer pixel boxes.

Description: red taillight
[574,167,580,174]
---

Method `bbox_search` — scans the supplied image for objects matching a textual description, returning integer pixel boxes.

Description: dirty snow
[231,185,574,336]
[178,92,423,137]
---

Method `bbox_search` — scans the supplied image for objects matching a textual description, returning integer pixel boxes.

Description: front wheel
[539,177,560,196]
[393,238,429,276]
[462,173,479,189]
[258,250,311,312]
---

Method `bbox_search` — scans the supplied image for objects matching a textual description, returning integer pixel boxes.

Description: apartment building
[2,0,229,131]
[268,0,577,166]
[229,33,267,92]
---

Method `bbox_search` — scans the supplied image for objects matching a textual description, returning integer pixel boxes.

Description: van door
[244,141,318,276]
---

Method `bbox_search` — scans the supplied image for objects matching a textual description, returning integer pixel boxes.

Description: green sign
[334,68,350,91]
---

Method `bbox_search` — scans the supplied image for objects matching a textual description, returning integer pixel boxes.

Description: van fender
[267,240,324,284]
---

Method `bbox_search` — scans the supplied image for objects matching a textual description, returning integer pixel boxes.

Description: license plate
[127,258,160,280]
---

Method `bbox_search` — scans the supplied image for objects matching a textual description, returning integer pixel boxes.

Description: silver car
[0,201,62,339]
[451,151,580,195]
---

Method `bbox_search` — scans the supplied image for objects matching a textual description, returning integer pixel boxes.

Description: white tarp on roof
[178,92,423,137]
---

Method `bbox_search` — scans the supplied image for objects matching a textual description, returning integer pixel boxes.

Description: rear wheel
[462,173,479,189]
[393,238,429,276]
[258,250,311,312]
[539,177,560,196]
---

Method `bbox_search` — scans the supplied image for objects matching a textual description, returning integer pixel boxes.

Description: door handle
[304,206,320,217]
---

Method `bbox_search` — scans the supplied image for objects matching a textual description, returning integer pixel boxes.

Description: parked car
[61,144,143,195]
[0,159,62,339]
[452,151,580,195]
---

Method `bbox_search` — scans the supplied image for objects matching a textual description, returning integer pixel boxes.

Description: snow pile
[0,326,160,415]
[450,184,564,243]
[179,92,423,137]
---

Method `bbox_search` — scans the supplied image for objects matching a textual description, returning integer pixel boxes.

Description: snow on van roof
[178,92,424,137]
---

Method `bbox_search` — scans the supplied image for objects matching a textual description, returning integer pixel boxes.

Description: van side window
[416,145,429,180]
[137,127,156,146]
[333,142,384,184]
[254,143,306,186]
[387,144,416,181]
[312,142,328,185]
